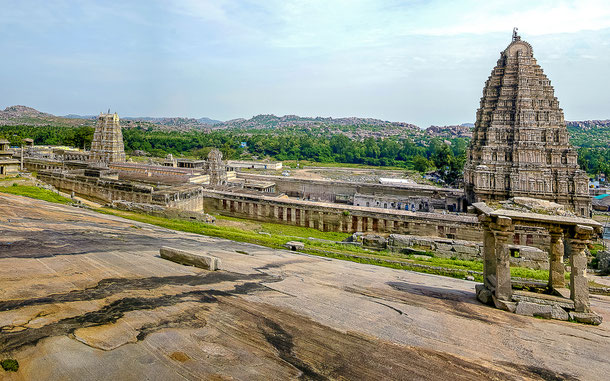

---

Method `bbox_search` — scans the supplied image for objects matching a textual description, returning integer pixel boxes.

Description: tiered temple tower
[464,30,591,216]
[90,111,125,164]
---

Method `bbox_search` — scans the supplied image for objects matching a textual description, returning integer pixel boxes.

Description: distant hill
[216,114,419,130]
[212,114,423,139]
[2,105,609,139]
[0,105,93,127]
[0,105,221,130]
[122,116,222,129]
[426,124,473,138]
[567,120,610,130]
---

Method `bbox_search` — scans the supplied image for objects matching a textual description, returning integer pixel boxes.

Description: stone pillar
[290,208,296,223]
[386,220,394,232]
[347,217,353,232]
[273,206,279,219]
[366,218,373,232]
[356,216,363,232]
[299,208,305,226]
[482,221,496,291]
[282,207,288,222]
[568,225,594,312]
[318,212,324,231]
[548,227,565,290]
[338,218,344,232]
[378,219,386,233]
[492,216,513,302]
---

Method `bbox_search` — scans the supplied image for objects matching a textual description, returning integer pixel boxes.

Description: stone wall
[236,173,466,211]
[200,188,482,240]
[37,170,204,211]
[387,234,549,269]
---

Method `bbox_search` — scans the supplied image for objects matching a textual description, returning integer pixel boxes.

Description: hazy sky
[1,0,610,126]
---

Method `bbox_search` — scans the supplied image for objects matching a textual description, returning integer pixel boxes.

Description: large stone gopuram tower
[90,111,126,164]
[464,30,591,216]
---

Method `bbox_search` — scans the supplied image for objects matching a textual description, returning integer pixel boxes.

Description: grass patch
[96,207,567,283]
[1,359,19,372]
[0,184,73,204]
[0,176,20,182]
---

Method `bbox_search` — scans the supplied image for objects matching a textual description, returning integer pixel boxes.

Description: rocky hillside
[567,120,610,131]
[425,124,473,138]
[0,105,221,130]
[0,105,93,127]
[216,114,419,130]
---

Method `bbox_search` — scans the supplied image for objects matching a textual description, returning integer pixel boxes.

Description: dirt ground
[1,193,610,380]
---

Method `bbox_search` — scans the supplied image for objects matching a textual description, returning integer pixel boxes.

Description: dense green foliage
[3,123,610,184]
[568,125,610,176]
[0,125,467,185]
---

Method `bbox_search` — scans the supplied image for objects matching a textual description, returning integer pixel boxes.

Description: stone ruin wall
[34,169,551,269]
[237,173,466,211]
[201,188,481,240]
[37,170,204,212]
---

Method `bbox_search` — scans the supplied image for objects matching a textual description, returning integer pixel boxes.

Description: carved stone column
[386,220,394,232]
[481,218,496,291]
[492,216,513,302]
[568,225,594,312]
[318,212,324,231]
[548,226,565,290]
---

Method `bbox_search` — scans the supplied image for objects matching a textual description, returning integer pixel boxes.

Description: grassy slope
[0,184,73,204]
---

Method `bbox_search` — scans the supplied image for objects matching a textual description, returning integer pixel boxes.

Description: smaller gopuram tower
[464,29,591,216]
[90,111,125,164]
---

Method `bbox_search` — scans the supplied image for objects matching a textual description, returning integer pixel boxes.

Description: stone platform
[1,193,610,380]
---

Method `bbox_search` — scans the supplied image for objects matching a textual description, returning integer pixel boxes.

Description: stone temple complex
[89,111,126,164]
[464,30,591,217]
[7,31,604,329]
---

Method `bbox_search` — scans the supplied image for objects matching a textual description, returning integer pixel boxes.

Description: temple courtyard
[1,193,610,380]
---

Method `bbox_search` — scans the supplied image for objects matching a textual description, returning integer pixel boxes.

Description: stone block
[569,311,603,325]
[284,241,305,251]
[362,235,387,249]
[475,284,493,305]
[436,243,454,251]
[453,244,479,255]
[434,250,455,259]
[551,305,569,321]
[492,295,517,313]
[515,301,552,318]
[160,246,220,271]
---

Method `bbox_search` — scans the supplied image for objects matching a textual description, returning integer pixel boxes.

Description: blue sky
[1,0,610,126]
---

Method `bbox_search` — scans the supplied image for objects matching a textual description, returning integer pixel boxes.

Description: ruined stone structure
[464,31,591,216]
[238,173,466,212]
[0,139,19,177]
[474,200,603,324]
[90,112,125,164]
[201,188,482,240]
[207,149,227,187]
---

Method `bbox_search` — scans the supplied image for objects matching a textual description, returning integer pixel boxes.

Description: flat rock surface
[1,193,610,380]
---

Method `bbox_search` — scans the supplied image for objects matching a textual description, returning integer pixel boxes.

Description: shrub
[1,359,19,372]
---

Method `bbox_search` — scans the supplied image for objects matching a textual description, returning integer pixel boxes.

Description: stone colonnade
[208,193,481,239]
[480,214,596,314]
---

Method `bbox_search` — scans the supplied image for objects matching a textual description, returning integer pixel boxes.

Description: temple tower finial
[512,27,520,42]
